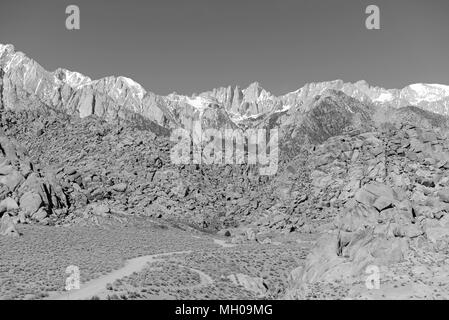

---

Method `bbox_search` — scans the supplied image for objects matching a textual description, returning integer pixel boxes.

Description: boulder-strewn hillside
[284,120,449,299]
[0,108,275,231]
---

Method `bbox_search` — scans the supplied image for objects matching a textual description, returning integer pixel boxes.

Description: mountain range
[2,43,449,133]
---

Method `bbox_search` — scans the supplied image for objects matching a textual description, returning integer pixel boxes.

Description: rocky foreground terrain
[1,44,449,300]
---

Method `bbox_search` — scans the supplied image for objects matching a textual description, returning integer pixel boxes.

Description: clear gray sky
[1,0,448,95]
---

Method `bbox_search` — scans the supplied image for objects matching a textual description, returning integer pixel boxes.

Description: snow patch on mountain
[373,92,394,103]
[186,96,211,111]
[55,68,92,89]
[165,94,214,115]
[119,76,147,99]
[407,84,449,102]
[275,104,292,113]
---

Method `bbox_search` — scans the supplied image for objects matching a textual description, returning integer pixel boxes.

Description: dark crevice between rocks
[0,68,5,112]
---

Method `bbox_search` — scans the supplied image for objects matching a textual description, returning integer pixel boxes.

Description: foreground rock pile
[285,121,449,298]
[0,132,69,235]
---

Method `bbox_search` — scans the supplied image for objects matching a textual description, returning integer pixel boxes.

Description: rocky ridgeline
[284,121,449,298]
[276,90,375,159]
[0,44,238,131]
[3,44,449,136]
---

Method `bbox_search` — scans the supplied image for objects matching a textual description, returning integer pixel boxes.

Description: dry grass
[106,243,309,300]
[0,219,215,300]
[1,215,312,300]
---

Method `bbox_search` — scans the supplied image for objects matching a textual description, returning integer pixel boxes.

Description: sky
[1,0,448,96]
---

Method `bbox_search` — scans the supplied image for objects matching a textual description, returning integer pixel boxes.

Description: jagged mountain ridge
[2,43,449,132]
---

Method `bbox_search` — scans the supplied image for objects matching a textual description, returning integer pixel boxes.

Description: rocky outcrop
[227,273,268,297]
[201,82,279,120]
[284,120,449,298]
[0,131,69,229]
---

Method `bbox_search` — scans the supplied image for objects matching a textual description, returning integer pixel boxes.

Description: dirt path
[213,238,237,248]
[47,236,236,300]
[49,250,192,300]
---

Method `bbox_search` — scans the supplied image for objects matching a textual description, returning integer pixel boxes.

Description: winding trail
[50,251,191,300]
[49,237,230,300]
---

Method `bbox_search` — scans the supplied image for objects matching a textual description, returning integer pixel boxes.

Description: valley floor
[2,216,448,300]
[0,217,311,300]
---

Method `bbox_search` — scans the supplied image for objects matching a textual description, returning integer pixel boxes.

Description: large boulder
[19,191,42,216]
[334,201,379,232]
[0,197,19,214]
[0,213,20,237]
[227,273,268,297]
[111,183,127,192]
[437,188,449,203]
[14,167,68,215]
[355,182,396,206]
[0,170,24,191]
[286,229,408,298]
[32,207,48,222]
[354,189,377,206]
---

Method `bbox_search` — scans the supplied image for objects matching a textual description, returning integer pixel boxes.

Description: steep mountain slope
[200,82,279,121]
[263,90,375,160]
[0,44,237,131]
[0,44,173,127]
